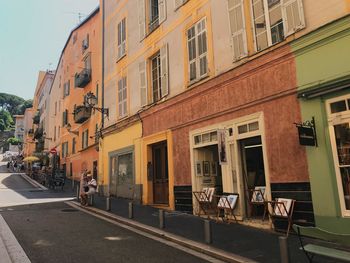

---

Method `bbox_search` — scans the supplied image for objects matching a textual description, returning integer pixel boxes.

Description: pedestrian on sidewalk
[80,172,97,206]
[80,171,88,206]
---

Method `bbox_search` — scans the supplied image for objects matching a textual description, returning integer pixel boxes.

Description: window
[62,109,68,126]
[117,18,126,59]
[251,0,305,51]
[151,52,161,102]
[174,0,188,10]
[63,80,70,97]
[82,129,89,149]
[82,34,89,53]
[138,0,166,40]
[72,137,76,154]
[96,84,99,103]
[328,96,350,216]
[118,76,128,118]
[109,147,134,196]
[54,126,56,141]
[62,142,69,158]
[228,0,248,60]
[95,124,99,143]
[140,44,168,106]
[187,18,208,83]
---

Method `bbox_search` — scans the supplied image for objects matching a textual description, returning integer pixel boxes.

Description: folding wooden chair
[216,193,239,223]
[266,198,295,237]
[249,186,267,220]
[192,187,215,218]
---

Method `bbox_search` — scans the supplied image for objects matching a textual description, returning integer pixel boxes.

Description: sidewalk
[75,193,333,263]
[23,175,333,263]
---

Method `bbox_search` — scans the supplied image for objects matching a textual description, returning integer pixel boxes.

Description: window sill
[116,53,126,63]
[187,74,209,89]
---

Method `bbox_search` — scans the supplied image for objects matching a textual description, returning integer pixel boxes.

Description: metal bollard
[88,195,94,206]
[204,220,212,244]
[159,209,165,229]
[128,202,133,219]
[279,236,290,263]
[106,197,111,211]
[76,185,80,201]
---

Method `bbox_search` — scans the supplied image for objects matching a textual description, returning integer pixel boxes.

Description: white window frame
[250,0,305,52]
[327,95,350,217]
[117,18,126,59]
[187,17,208,84]
[118,76,128,118]
[174,0,188,10]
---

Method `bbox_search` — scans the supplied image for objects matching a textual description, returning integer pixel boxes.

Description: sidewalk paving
[86,194,334,263]
[24,175,335,263]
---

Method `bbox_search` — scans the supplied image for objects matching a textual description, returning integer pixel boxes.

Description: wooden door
[152,142,169,204]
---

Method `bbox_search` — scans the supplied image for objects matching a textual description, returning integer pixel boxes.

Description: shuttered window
[118,76,127,118]
[174,0,188,10]
[117,18,126,59]
[138,0,167,39]
[82,130,89,149]
[228,0,247,60]
[187,18,208,83]
[251,0,305,51]
[139,61,147,106]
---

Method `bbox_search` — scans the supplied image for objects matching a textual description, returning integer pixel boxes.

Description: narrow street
[0,159,221,263]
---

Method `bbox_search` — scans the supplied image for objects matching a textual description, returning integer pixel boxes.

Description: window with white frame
[139,44,168,106]
[187,18,208,83]
[227,0,248,60]
[82,129,89,149]
[118,76,127,118]
[62,141,69,158]
[117,18,126,59]
[138,0,166,40]
[251,0,305,51]
[327,96,350,215]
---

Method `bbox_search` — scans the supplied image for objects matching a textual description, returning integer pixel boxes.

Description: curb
[66,201,256,263]
[20,174,48,190]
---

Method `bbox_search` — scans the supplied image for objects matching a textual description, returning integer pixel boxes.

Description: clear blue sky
[0,0,99,100]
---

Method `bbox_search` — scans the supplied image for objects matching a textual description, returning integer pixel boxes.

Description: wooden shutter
[139,61,147,106]
[123,77,127,116]
[228,0,247,60]
[174,0,184,9]
[160,44,169,98]
[282,0,305,37]
[118,79,123,118]
[138,0,146,40]
[159,0,167,24]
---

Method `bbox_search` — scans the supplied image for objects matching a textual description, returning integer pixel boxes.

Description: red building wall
[141,45,309,185]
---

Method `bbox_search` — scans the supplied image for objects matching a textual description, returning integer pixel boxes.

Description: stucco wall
[141,45,308,185]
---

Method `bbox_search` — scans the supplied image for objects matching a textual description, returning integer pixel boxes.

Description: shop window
[238,121,259,134]
[193,131,218,146]
[330,100,347,114]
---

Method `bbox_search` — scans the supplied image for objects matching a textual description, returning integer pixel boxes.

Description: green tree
[7,137,21,145]
[0,109,14,130]
[0,93,25,116]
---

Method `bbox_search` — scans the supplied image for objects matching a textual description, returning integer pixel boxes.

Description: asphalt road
[0,158,216,263]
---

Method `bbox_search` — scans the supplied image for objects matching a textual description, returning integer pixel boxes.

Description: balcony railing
[74,106,92,124]
[34,127,43,139]
[33,114,40,124]
[74,69,91,88]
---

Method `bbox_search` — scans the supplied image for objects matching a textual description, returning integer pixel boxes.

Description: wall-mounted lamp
[85,91,109,118]
[66,123,79,136]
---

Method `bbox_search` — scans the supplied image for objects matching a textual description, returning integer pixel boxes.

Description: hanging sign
[295,117,318,147]
[218,129,227,164]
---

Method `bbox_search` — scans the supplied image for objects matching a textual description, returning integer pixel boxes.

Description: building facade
[292,12,350,233]
[48,7,101,179]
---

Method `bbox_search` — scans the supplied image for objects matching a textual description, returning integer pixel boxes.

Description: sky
[0,0,99,100]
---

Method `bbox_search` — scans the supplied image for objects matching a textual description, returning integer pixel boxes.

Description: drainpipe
[101,0,105,129]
